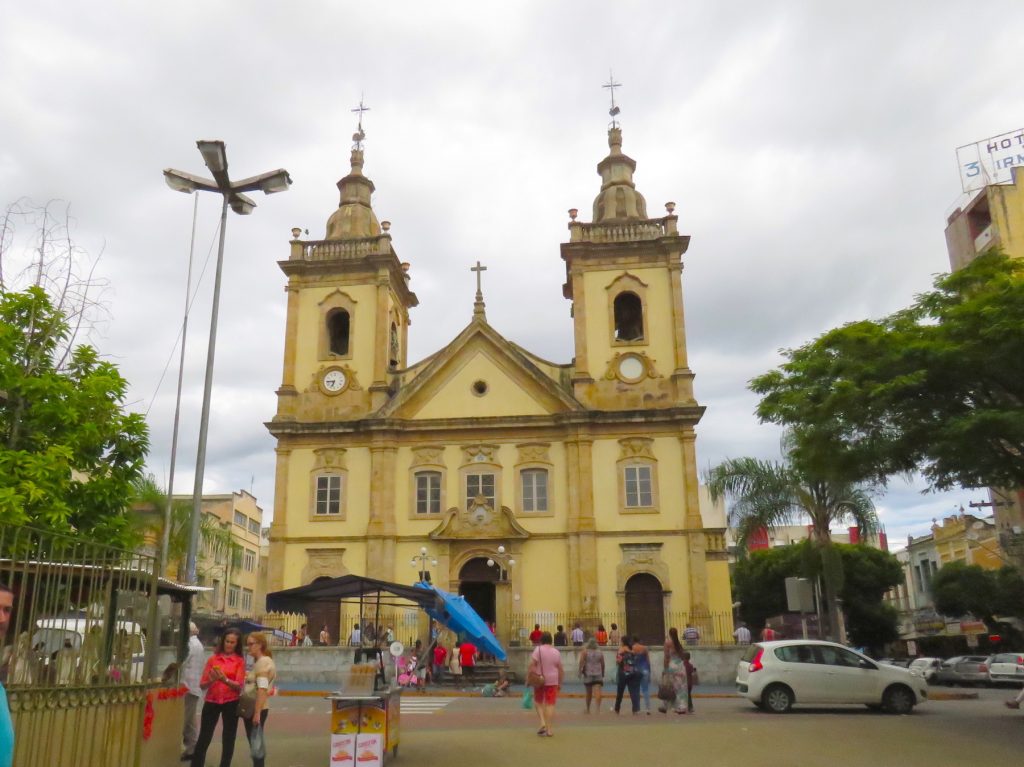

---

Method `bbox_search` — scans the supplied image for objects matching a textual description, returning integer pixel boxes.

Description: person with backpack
[612,635,641,715]
[578,638,605,714]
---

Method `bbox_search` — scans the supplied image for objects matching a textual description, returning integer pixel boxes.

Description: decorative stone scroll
[313,448,347,471]
[411,446,445,467]
[302,548,348,582]
[515,443,551,465]
[429,503,530,541]
[618,437,655,462]
[461,444,499,466]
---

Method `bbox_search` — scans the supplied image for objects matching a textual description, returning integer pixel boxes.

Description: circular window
[617,355,646,383]
[471,380,489,396]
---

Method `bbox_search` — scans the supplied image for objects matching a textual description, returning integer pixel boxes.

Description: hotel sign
[957,127,1024,193]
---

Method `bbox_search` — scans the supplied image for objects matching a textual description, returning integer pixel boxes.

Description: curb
[278,688,738,700]
[927,690,979,701]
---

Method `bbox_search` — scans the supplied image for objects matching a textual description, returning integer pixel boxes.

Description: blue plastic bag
[521,687,534,709]
[249,723,266,760]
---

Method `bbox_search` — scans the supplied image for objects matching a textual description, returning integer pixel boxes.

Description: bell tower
[561,108,696,411]
[274,117,418,425]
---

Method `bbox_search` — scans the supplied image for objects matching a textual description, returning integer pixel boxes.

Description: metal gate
[0,524,161,767]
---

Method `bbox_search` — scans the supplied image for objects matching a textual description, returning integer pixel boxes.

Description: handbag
[238,690,257,719]
[526,648,546,687]
[657,671,676,701]
[690,667,700,687]
[249,723,266,760]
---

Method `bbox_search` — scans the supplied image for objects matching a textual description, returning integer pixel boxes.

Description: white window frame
[465,472,496,509]
[623,464,654,508]
[315,474,343,516]
[241,588,253,613]
[243,548,256,572]
[415,470,442,515]
[520,468,548,513]
[227,583,239,609]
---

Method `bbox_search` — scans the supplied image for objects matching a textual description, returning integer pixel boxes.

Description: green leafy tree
[706,452,879,640]
[751,251,1024,490]
[0,287,148,547]
[931,561,1024,631]
[732,541,901,652]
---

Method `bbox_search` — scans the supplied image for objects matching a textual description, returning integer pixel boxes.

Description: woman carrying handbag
[241,632,277,767]
[527,632,563,736]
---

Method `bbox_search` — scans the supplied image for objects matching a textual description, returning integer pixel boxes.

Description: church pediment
[380,320,583,420]
[428,500,530,541]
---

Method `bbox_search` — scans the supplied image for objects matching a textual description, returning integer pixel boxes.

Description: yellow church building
[265,117,732,645]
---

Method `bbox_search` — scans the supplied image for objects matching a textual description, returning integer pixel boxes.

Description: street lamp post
[411,546,438,584]
[164,141,291,585]
[486,545,516,582]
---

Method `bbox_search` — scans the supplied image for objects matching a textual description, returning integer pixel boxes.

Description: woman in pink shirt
[528,631,563,737]
[191,628,246,767]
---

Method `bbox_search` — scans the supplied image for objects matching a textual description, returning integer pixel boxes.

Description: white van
[32,617,146,684]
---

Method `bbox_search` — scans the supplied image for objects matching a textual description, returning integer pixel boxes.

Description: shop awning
[266,574,441,614]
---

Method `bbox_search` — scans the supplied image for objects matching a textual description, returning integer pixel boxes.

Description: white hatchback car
[736,640,928,714]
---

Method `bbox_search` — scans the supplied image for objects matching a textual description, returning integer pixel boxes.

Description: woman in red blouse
[191,628,246,767]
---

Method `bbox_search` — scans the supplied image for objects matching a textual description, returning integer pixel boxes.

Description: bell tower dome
[561,106,696,411]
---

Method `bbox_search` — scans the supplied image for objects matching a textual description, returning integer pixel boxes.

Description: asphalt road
[193,686,1024,767]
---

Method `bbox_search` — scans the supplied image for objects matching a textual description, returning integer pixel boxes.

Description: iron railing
[507,610,734,646]
[0,524,162,766]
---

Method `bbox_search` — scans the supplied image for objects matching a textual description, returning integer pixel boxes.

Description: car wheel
[762,684,794,714]
[883,685,915,715]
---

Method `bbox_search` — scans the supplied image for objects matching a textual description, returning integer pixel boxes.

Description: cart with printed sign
[266,574,507,766]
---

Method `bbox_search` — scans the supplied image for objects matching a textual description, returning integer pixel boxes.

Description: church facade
[265,122,732,645]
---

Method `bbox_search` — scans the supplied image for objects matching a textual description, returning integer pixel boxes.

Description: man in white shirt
[570,623,585,647]
[733,623,752,645]
[180,622,204,762]
[349,622,362,647]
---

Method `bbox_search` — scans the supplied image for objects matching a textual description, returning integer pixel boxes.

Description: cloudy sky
[3,1,1021,547]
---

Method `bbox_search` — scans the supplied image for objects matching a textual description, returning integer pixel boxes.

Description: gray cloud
[4,0,1019,539]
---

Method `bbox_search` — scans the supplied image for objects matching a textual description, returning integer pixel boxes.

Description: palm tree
[704,455,879,641]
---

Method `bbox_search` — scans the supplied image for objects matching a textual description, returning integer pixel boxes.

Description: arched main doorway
[458,557,498,626]
[624,573,665,645]
[307,575,339,644]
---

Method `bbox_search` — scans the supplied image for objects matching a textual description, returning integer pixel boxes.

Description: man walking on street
[683,623,700,646]
[0,582,16,767]
[181,622,204,762]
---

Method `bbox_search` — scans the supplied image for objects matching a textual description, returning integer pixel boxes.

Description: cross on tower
[471,261,488,294]
[603,71,622,126]
[351,96,370,148]
[471,261,488,319]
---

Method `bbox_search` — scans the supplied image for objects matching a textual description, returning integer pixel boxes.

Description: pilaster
[267,446,292,591]
[366,441,398,580]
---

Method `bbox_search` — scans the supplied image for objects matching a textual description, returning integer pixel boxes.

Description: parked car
[907,657,942,683]
[877,658,910,668]
[735,640,928,714]
[933,656,990,687]
[987,653,1024,686]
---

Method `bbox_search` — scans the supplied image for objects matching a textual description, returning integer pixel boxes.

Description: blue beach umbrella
[414,582,506,661]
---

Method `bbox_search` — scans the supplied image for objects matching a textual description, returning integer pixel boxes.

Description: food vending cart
[328,673,400,765]
[265,575,507,766]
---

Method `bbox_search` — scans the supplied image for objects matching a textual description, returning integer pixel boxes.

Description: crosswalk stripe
[400,697,452,715]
